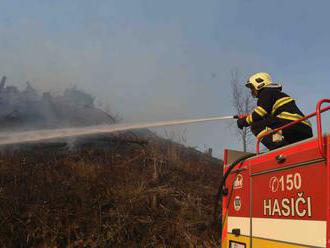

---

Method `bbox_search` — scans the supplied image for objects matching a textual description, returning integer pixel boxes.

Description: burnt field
[0,134,223,247]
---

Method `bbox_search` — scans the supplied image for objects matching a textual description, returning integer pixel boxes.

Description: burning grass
[0,137,222,247]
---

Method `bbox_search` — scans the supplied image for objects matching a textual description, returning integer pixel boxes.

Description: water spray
[0,114,246,146]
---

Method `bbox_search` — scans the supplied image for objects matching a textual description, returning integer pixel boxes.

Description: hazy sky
[0,0,329,157]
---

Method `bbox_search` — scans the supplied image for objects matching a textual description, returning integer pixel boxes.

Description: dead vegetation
[0,135,222,247]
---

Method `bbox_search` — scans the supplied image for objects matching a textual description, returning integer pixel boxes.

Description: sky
[0,0,329,157]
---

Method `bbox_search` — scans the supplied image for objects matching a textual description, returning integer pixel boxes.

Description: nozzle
[233,114,249,119]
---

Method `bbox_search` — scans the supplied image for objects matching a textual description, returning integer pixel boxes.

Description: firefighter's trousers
[251,117,313,150]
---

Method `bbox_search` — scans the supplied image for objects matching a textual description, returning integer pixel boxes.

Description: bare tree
[231,69,255,152]
[0,76,6,90]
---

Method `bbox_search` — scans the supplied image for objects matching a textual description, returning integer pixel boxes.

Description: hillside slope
[0,134,223,247]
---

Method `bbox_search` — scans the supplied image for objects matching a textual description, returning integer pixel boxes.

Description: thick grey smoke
[0,76,116,131]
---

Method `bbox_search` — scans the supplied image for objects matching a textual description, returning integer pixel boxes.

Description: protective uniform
[237,72,313,150]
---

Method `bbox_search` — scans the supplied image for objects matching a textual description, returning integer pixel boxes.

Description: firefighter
[237,72,313,150]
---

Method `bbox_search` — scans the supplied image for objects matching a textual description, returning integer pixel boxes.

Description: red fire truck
[221,99,330,247]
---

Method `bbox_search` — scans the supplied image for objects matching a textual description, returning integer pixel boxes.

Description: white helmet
[245,72,273,91]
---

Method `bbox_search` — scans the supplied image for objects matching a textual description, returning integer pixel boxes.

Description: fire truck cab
[221,99,330,248]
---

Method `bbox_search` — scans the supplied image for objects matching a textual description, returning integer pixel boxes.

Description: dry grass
[0,137,222,247]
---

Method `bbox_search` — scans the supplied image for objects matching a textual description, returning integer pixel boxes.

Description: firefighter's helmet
[245,72,272,91]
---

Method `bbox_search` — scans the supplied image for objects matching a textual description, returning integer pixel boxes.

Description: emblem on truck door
[233,174,243,189]
[234,196,241,211]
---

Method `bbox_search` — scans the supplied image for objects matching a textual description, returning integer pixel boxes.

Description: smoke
[0,1,257,122]
[0,0,266,155]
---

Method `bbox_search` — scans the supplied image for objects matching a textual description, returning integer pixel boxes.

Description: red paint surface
[327,135,330,247]
[252,162,326,220]
[251,137,322,175]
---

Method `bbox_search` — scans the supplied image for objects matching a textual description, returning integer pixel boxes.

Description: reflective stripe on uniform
[277,112,312,127]
[272,97,294,114]
[246,114,253,125]
[256,127,271,140]
[255,106,268,117]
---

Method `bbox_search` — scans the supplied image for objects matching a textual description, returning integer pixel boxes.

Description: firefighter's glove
[237,118,249,130]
